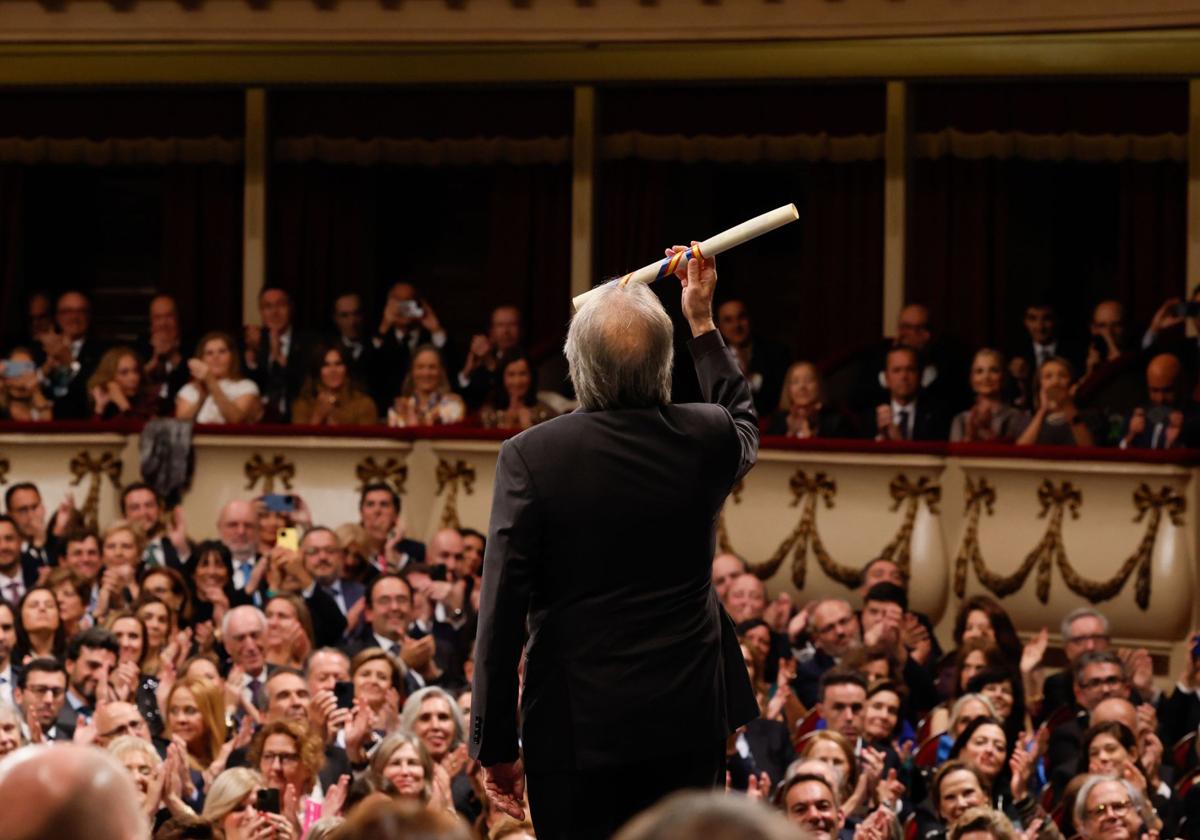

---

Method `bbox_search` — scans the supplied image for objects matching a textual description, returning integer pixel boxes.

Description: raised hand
[876,768,905,809]
[72,714,96,747]
[322,774,350,818]
[745,771,771,802]
[1021,627,1049,675]
[666,242,717,336]
[1009,731,1038,801]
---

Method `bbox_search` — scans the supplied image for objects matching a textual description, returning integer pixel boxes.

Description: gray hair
[949,693,999,732]
[220,604,267,639]
[1073,774,1150,832]
[1061,608,1109,643]
[565,280,674,411]
[399,686,465,750]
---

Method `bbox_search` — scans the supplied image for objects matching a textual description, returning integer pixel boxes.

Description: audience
[478,353,556,431]
[87,346,156,420]
[387,345,466,428]
[765,361,848,438]
[175,332,262,425]
[290,343,378,426]
[951,349,1029,443]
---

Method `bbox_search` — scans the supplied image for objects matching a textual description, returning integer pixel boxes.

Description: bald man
[0,744,148,840]
[218,499,260,591]
[1120,353,1193,449]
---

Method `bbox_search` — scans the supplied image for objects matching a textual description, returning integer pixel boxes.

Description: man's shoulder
[506,403,730,450]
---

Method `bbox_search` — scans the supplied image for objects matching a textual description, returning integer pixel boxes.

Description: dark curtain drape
[160,163,245,341]
[269,161,571,349]
[0,166,23,345]
[908,81,1188,353]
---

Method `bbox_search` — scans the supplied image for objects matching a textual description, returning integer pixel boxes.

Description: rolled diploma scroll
[572,203,799,311]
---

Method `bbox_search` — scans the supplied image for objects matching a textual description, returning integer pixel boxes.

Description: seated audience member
[1077,721,1174,833]
[344,574,441,689]
[216,500,261,594]
[479,354,557,431]
[290,343,378,426]
[247,719,324,822]
[135,592,177,676]
[358,483,424,573]
[867,345,951,441]
[1043,608,1113,720]
[139,294,191,414]
[163,676,227,787]
[458,528,485,580]
[403,562,468,686]
[350,647,407,731]
[862,679,907,749]
[458,304,524,409]
[36,290,106,419]
[859,582,937,718]
[301,527,364,622]
[14,586,65,663]
[1119,352,1195,449]
[45,566,89,639]
[1015,357,1095,446]
[765,361,849,439]
[13,657,70,740]
[86,346,156,420]
[175,332,263,424]
[945,806,1028,840]
[716,299,791,417]
[793,598,861,708]
[725,572,767,624]
[6,481,69,575]
[244,287,316,423]
[121,482,189,571]
[951,349,1030,443]
[929,641,1009,735]
[139,564,192,625]
[774,769,853,838]
[0,701,24,758]
[368,730,438,806]
[1073,774,1159,840]
[858,303,971,414]
[401,686,480,818]
[859,556,942,665]
[94,520,145,619]
[223,604,271,707]
[1047,652,1136,792]
[0,347,53,421]
[370,282,452,405]
[330,292,373,384]
[915,762,993,840]
[729,640,796,792]
[0,516,33,607]
[947,716,1049,821]
[964,667,1029,746]
[816,668,868,742]
[107,734,191,826]
[1081,300,1133,381]
[259,538,346,650]
[202,767,296,840]
[712,553,747,604]
[1008,303,1084,409]
[264,593,315,670]
[950,595,1024,675]
[387,345,466,427]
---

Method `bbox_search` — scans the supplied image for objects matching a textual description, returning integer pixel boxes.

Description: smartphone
[430,564,447,582]
[261,493,297,513]
[1191,635,1200,659]
[256,788,281,814]
[276,527,300,552]
[396,299,424,319]
[1171,301,1200,319]
[2,360,34,379]
[334,680,355,710]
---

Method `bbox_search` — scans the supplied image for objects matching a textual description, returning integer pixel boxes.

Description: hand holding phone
[276,527,300,552]
[256,788,281,814]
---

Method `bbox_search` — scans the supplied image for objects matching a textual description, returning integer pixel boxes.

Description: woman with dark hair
[479,354,556,431]
[185,540,252,627]
[175,331,262,424]
[930,639,1008,732]
[965,667,1029,745]
[140,566,194,628]
[291,343,377,426]
[135,592,179,677]
[1078,720,1176,834]
[1016,357,1095,447]
[13,586,66,663]
[912,759,992,840]
[953,596,1023,668]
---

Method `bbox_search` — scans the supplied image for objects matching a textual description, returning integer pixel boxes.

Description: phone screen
[256,788,281,814]
[334,680,355,710]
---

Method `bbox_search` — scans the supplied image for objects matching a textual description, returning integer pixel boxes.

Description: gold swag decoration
[0,456,9,485]
[715,479,745,556]
[875,474,941,577]
[356,456,408,497]
[436,459,476,530]
[244,453,295,494]
[69,450,122,530]
[748,469,859,589]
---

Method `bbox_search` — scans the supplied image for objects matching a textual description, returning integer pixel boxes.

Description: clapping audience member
[87,346,156,420]
[13,657,70,740]
[202,767,297,840]
[175,332,263,425]
[291,343,378,426]
[716,299,791,417]
[45,566,90,639]
[951,350,1030,442]
[164,676,228,787]
[371,282,451,409]
[479,354,556,431]
[36,290,106,419]
[0,348,53,421]
[330,292,374,387]
[140,294,191,414]
[0,701,24,758]
[913,760,990,840]
[1081,300,1132,381]
[1015,357,1095,446]
[867,346,951,441]
[765,361,848,438]
[387,345,466,427]
[244,287,315,423]
[1009,303,1084,409]
[246,718,324,826]
[121,483,190,571]
[349,647,406,732]
[14,586,65,663]
[1073,775,1159,840]
[263,594,314,671]
[6,482,69,575]
[458,304,524,410]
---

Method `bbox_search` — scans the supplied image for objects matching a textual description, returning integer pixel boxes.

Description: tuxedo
[471,329,759,839]
[246,327,318,423]
[863,396,952,442]
[46,335,107,420]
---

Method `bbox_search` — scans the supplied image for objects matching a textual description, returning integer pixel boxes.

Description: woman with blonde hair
[96,519,146,618]
[87,345,156,420]
[388,345,465,427]
[370,731,439,806]
[175,331,262,424]
[202,767,296,840]
[1016,356,1094,447]
[45,565,91,639]
[164,677,228,777]
[951,349,1029,443]
[765,361,848,438]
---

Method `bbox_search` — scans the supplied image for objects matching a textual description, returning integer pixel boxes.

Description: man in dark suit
[300,526,364,627]
[330,292,375,388]
[1008,302,1086,408]
[368,282,455,412]
[14,658,72,741]
[244,287,317,423]
[58,627,119,734]
[5,483,66,578]
[1117,353,1197,450]
[339,573,441,696]
[35,290,106,420]
[138,294,192,415]
[865,345,951,441]
[456,304,525,410]
[0,516,33,606]
[716,299,791,418]
[471,249,759,839]
[120,483,189,572]
[791,598,861,708]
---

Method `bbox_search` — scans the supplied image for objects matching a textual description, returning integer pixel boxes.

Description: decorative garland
[435,459,476,530]
[715,479,744,556]
[69,450,123,531]
[243,452,295,495]
[355,456,408,497]
[952,479,1184,609]
[875,474,941,578]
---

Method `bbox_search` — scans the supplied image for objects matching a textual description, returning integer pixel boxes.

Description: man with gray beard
[471,248,759,839]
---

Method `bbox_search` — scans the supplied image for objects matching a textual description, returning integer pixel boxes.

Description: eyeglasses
[1086,799,1132,819]
[261,752,300,766]
[102,720,149,739]
[1066,633,1110,646]
[815,615,855,636]
[24,685,65,697]
[373,595,411,608]
[1079,675,1125,691]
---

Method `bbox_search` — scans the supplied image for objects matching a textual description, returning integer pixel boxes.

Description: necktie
[389,643,402,659]
[896,409,910,440]
[5,582,20,605]
[239,561,254,588]
[248,678,262,709]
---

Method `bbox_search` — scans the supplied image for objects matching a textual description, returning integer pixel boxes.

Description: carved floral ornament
[69,450,122,530]
[0,455,9,485]
[244,453,295,495]
[355,456,408,497]
[953,478,1184,610]
[435,458,476,530]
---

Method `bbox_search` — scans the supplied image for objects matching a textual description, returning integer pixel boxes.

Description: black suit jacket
[862,397,952,441]
[728,717,795,790]
[470,329,760,772]
[48,336,107,420]
[248,328,317,422]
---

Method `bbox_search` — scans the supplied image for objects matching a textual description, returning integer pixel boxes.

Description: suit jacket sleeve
[689,329,759,483]
[470,440,539,765]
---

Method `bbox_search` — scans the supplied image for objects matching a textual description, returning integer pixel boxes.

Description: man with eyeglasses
[5,482,71,576]
[1043,607,1114,719]
[791,598,861,708]
[266,530,346,649]
[300,527,364,624]
[1048,651,1135,794]
[13,658,70,741]
[1075,775,1153,840]
[36,289,107,420]
[340,574,434,694]
[93,701,153,748]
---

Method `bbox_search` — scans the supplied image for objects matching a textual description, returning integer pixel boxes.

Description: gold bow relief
[0,456,9,486]
[435,459,476,530]
[875,474,941,577]
[748,469,860,590]
[68,450,123,530]
[952,479,1180,609]
[715,479,745,556]
[356,457,408,497]
[244,454,296,495]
